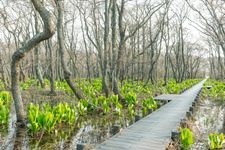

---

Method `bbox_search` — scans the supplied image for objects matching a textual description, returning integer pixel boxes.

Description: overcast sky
[0,0,210,47]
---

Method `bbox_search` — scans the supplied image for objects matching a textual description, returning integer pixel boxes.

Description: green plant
[0,91,11,105]
[92,98,98,107]
[102,99,110,114]
[42,102,52,112]
[0,91,11,125]
[92,78,102,91]
[114,102,122,115]
[179,127,193,150]
[62,103,76,125]
[53,102,65,123]
[127,104,135,116]
[164,79,200,94]
[28,102,76,133]
[55,80,73,94]
[208,132,224,149]
[125,91,137,105]
[0,80,5,89]
[77,99,88,115]
[111,94,119,104]
[20,79,36,90]
[142,97,157,113]
[43,79,50,86]
[37,111,57,133]
[0,100,9,125]
[202,79,225,101]
[53,102,76,124]
[97,96,110,114]
[27,103,40,132]
[111,95,122,115]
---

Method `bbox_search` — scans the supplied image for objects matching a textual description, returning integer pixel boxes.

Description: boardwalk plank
[95,80,205,150]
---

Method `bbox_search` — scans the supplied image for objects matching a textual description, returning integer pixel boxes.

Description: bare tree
[55,0,84,99]
[167,2,190,82]
[34,10,44,88]
[185,0,225,79]
[11,0,55,125]
[163,0,173,85]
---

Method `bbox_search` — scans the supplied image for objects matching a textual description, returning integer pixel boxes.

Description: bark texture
[55,0,84,99]
[11,0,55,125]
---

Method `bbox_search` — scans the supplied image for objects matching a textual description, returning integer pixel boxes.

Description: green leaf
[179,128,193,149]
[208,132,224,149]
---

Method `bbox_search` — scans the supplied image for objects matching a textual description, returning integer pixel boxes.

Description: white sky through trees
[0,0,222,54]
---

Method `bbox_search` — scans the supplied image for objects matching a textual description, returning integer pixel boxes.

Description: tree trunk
[34,10,44,88]
[102,0,110,97]
[110,0,123,100]
[47,39,56,95]
[11,0,55,125]
[80,15,91,83]
[163,6,170,86]
[55,0,84,99]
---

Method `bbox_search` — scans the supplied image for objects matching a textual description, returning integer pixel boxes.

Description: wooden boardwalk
[95,80,205,150]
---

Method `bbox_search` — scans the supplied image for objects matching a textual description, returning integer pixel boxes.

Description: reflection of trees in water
[64,116,115,149]
[1,108,135,149]
[63,115,129,149]
[191,99,224,149]
[1,103,29,150]
[13,127,28,150]
[1,104,16,149]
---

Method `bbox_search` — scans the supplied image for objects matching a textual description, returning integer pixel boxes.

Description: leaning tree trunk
[11,0,55,125]
[80,12,91,83]
[55,0,84,100]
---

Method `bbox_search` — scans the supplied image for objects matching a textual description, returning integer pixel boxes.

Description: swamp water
[191,99,225,150]
[0,103,156,150]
